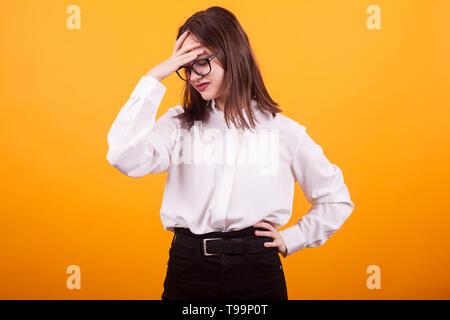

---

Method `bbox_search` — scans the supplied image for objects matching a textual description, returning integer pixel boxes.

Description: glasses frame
[176,54,217,81]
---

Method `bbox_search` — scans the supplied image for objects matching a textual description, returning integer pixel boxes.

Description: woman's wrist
[145,70,162,81]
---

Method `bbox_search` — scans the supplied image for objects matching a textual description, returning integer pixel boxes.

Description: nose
[189,71,204,83]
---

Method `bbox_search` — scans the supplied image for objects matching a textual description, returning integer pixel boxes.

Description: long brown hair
[174,6,282,132]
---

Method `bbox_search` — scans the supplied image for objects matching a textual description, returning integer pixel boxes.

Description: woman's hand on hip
[253,221,288,257]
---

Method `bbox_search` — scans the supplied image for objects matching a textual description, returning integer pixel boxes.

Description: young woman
[106,6,354,300]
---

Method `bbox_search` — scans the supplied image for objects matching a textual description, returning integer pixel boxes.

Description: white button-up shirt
[106,75,355,257]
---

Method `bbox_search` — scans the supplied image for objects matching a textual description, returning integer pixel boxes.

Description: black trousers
[161,226,288,300]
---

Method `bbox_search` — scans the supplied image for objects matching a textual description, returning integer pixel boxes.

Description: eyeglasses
[176,54,216,81]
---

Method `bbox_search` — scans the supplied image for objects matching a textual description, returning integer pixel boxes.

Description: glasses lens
[193,60,211,76]
[177,59,211,81]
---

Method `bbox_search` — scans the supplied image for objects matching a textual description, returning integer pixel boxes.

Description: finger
[178,49,204,65]
[254,221,276,232]
[254,230,273,238]
[263,241,278,247]
[178,42,203,56]
[174,30,190,53]
[262,220,277,228]
[253,221,271,228]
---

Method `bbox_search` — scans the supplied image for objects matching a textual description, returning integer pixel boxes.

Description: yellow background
[1,0,449,299]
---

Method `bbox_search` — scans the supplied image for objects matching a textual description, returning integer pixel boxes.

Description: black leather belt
[173,231,275,256]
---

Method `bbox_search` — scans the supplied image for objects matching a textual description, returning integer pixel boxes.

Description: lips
[196,82,210,91]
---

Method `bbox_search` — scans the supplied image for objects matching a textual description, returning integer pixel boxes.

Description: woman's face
[180,34,225,101]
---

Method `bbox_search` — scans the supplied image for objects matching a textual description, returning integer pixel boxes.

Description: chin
[200,92,213,100]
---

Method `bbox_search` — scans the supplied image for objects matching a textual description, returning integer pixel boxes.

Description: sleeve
[106,75,178,177]
[279,128,355,257]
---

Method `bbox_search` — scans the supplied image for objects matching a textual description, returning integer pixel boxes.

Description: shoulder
[158,105,185,128]
[258,110,307,158]
[168,105,185,116]
[262,111,306,141]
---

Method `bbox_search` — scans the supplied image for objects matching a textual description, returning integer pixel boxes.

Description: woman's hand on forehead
[182,36,209,57]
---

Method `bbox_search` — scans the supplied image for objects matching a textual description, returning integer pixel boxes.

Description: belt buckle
[202,238,223,256]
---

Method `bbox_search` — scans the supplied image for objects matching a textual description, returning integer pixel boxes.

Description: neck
[214,97,224,112]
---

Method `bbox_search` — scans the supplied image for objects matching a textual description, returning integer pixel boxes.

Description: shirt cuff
[279,224,308,257]
[130,75,167,99]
